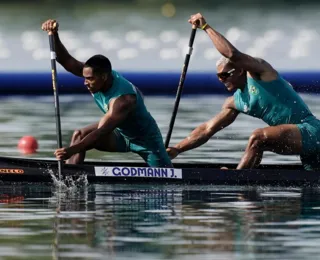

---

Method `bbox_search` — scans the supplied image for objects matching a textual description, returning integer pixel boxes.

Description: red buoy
[18,136,38,154]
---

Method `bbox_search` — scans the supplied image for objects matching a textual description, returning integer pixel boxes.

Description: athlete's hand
[166,147,180,159]
[41,19,59,34]
[188,13,207,29]
[54,147,74,160]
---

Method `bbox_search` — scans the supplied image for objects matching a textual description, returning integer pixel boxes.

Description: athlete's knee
[71,129,83,141]
[248,128,267,150]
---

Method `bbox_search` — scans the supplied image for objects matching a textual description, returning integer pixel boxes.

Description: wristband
[201,23,208,30]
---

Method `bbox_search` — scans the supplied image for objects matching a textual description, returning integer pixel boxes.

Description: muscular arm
[204,25,276,78]
[70,95,136,152]
[174,97,239,153]
[52,32,84,77]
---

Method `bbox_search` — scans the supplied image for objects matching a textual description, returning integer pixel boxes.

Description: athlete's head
[83,54,112,93]
[216,56,245,92]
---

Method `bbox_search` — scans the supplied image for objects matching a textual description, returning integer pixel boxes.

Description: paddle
[48,26,63,180]
[164,23,198,148]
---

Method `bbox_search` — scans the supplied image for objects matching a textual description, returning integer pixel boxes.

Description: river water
[0,183,320,259]
[1,2,320,259]
[1,94,319,165]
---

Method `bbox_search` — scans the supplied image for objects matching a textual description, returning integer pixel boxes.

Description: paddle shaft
[48,32,63,178]
[164,25,198,148]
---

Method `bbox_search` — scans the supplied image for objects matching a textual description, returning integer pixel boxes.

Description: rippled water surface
[0,184,320,259]
[1,94,320,259]
[1,94,320,165]
[1,2,320,259]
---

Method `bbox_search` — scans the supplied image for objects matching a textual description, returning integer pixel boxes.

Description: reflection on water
[1,94,320,165]
[0,184,320,259]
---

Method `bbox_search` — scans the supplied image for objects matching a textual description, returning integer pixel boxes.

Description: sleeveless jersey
[233,76,314,126]
[92,70,160,140]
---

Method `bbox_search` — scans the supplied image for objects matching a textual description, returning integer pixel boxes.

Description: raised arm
[167,97,239,159]
[188,13,277,79]
[41,19,84,77]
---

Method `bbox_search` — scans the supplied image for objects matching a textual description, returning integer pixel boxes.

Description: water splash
[49,170,88,193]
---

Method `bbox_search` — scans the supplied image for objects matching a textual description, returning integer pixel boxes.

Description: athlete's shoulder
[277,75,294,88]
[112,69,130,83]
[111,69,138,97]
[111,69,120,78]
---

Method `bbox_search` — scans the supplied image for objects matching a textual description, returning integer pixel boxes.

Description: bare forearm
[73,127,111,152]
[175,125,210,153]
[72,101,132,152]
[52,32,72,65]
[204,25,239,58]
[175,107,238,154]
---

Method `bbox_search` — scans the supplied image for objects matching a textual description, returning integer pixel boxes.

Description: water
[1,93,320,165]
[0,184,320,259]
[1,86,320,259]
[1,1,320,258]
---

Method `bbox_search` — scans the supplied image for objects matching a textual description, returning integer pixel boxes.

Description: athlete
[41,19,172,168]
[167,13,320,170]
